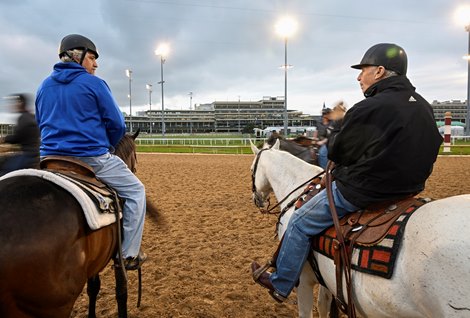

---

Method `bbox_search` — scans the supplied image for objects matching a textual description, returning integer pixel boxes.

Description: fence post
[443,111,452,153]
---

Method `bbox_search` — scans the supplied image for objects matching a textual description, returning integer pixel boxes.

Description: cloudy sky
[0,0,469,123]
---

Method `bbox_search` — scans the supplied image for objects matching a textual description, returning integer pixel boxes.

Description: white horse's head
[250,139,280,207]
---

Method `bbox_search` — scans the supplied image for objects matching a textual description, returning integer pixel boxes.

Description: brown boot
[250,261,286,303]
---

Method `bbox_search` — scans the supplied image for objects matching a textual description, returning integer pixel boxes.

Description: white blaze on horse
[250,139,470,318]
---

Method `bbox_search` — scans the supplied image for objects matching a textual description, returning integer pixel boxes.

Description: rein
[325,161,356,317]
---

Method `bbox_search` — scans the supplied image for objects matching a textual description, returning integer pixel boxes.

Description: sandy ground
[70,154,470,318]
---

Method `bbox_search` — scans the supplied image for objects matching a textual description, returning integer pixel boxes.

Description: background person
[0,93,40,176]
[316,101,347,169]
[251,43,443,303]
[35,34,147,270]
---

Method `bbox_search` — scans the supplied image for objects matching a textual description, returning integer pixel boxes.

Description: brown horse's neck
[114,134,137,172]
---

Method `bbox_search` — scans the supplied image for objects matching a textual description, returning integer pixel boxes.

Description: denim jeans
[318,144,328,170]
[270,181,358,298]
[79,153,146,258]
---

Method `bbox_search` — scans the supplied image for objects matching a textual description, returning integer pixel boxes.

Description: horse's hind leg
[87,275,100,318]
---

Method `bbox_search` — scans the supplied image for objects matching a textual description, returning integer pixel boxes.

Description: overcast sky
[0,0,469,123]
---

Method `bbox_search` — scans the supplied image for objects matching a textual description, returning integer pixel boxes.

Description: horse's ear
[132,128,140,140]
[273,138,281,150]
[250,140,260,155]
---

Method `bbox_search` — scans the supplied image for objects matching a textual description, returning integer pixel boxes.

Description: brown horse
[0,131,140,318]
[265,134,318,165]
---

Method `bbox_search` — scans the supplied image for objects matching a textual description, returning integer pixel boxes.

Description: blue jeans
[79,153,146,259]
[270,181,358,298]
[318,144,328,170]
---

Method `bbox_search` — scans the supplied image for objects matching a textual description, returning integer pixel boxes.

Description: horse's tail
[146,196,161,224]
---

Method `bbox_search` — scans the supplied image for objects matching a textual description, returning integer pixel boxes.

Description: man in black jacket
[0,94,40,176]
[251,43,443,303]
[329,43,443,207]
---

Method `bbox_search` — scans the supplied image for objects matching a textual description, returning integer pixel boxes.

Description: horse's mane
[292,135,313,143]
[114,133,138,172]
[115,134,136,158]
[266,134,285,147]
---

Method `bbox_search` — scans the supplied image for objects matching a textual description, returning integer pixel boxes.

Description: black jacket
[328,76,442,208]
[4,111,40,156]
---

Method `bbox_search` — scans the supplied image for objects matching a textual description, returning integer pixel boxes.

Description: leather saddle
[295,179,424,246]
[330,196,425,246]
[40,156,121,213]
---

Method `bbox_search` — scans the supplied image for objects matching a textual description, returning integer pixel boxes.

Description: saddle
[331,196,424,246]
[295,179,423,246]
[40,156,121,214]
[295,177,426,317]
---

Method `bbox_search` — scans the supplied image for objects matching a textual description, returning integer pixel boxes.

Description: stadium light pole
[455,5,470,135]
[146,84,152,111]
[125,69,132,133]
[155,43,170,137]
[238,95,241,133]
[275,16,298,137]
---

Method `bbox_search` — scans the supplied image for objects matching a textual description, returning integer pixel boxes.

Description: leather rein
[251,148,324,215]
[325,161,356,317]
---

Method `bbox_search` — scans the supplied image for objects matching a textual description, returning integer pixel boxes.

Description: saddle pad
[311,203,421,278]
[0,169,119,230]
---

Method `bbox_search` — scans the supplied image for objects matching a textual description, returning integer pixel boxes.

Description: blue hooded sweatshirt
[36,62,126,157]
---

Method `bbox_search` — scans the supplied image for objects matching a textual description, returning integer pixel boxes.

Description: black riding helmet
[58,34,99,65]
[322,107,332,115]
[351,43,407,75]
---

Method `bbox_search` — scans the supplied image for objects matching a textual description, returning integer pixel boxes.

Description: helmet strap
[79,49,88,65]
[63,51,74,60]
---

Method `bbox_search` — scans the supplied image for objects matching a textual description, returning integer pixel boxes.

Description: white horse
[250,140,470,318]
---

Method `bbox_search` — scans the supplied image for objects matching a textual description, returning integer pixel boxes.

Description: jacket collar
[363,75,414,98]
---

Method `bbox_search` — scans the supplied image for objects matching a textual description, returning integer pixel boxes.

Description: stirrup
[252,259,274,282]
[269,290,287,303]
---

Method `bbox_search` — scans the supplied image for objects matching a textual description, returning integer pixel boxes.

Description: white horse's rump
[250,140,470,318]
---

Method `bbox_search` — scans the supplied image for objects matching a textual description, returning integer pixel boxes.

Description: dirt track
[71,154,470,317]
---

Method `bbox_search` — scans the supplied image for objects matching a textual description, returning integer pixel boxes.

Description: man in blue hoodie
[35,34,147,270]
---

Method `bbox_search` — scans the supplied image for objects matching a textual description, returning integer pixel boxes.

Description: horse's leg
[87,275,100,318]
[317,286,337,318]
[296,263,316,318]
[297,262,336,318]
[114,261,128,318]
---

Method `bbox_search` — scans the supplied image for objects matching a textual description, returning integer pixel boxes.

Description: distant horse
[250,139,470,317]
[0,131,140,318]
[265,134,318,165]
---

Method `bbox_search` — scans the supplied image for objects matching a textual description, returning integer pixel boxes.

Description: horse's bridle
[251,147,324,215]
[251,148,269,208]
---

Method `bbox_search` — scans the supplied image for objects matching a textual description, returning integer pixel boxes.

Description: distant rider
[0,93,40,176]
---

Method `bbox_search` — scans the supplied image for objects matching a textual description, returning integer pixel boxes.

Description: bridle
[251,147,324,215]
[251,148,269,208]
